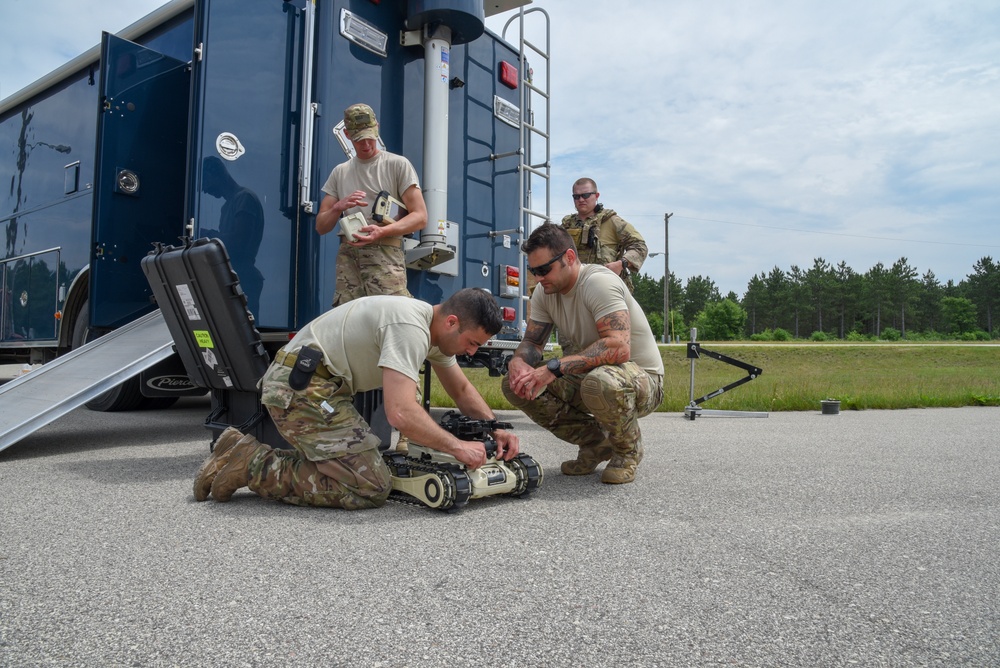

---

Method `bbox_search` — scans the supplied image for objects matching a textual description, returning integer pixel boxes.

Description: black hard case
[141,237,267,391]
[141,237,284,445]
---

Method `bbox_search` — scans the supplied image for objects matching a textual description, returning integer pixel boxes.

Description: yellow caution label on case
[193,330,214,348]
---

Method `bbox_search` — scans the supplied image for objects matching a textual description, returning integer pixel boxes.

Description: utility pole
[663,212,673,343]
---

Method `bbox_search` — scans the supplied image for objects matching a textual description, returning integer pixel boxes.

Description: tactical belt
[275,349,332,379]
[371,236,402,248]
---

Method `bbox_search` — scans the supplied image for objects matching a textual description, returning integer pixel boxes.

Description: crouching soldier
[502,224,663,484]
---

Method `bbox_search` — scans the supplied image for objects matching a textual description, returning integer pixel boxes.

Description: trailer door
[186,0,305,328]
[91,34,190,329]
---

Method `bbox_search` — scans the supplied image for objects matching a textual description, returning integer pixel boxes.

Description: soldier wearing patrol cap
[314,103,428,307]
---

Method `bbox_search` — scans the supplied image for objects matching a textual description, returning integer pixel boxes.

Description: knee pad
[580,369,629,414]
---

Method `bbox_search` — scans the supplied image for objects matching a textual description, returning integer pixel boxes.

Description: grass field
[428,343,1000,412]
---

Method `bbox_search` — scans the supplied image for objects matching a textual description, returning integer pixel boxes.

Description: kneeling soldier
[194,289,519,509]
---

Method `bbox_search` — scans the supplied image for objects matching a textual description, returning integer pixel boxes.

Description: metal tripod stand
[683,328,768,420]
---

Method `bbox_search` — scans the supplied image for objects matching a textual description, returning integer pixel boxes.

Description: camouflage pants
[333,243,410,307]
[502,362,663,455]
[252,364,392,510]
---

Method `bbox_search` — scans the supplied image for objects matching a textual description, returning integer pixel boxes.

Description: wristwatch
[546,357,563,378]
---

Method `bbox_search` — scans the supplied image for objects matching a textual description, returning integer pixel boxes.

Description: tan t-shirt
[529,264,664,377]
[321,151,419,229]
[287,296,454,394]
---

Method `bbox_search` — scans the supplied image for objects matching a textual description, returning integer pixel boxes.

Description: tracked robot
[384,411,543,511]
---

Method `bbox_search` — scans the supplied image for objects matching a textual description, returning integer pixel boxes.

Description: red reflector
[501,307,516,321]
[505,266,519,277]
[499,61,518,89]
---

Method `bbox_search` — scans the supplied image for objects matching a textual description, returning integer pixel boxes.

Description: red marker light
[499,61,518,89]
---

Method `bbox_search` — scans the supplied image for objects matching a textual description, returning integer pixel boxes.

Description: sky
[2,0,999,297]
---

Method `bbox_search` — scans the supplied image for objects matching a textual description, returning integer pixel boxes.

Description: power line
[628,213,1000,249]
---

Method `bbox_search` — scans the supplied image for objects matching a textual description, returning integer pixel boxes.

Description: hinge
[194,42,204,62]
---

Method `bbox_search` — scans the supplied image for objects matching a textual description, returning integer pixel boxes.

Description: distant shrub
[846,330,870,342]
[749,327,796,341]
[880,327,901,341]
[646,312,664,340]
[810,331,832,342]
[692,299,747,341]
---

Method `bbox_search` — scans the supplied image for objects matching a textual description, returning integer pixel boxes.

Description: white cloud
[3,0,998,296]
[488,0,1000,294]
[0,0,167,99]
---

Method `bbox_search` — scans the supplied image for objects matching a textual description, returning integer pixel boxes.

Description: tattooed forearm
[513,320,550,367]
[565,310,631,370]
[516,346,543,367]
[570,338,628,370]
[523,320,552,347]
[562,354,592,375]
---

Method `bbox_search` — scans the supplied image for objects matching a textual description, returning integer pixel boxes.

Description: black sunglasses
[527,248,568,277]
[572,192,596,201]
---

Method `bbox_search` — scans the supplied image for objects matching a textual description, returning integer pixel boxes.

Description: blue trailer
[0,0,552,448]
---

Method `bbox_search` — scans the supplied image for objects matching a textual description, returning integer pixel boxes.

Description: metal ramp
[0,309,174,454]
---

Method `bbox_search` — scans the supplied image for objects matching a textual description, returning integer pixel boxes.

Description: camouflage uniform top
[530,264,664,377]
[560,207,648,291]
[283,296,453,395]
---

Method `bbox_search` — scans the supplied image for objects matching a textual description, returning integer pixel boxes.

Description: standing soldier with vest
[560,177,648,294]
[558,178,648,355]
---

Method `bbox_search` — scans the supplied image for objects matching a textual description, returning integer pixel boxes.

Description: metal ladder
[502,7,552,322]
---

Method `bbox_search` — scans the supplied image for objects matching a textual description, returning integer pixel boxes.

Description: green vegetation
[431,343,1000,412]
[631,255,999,342]
[692,298,746,340]
[430,253,999,412]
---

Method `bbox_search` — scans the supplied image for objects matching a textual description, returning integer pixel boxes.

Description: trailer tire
[138,396,180,410]
[71,299,145,412]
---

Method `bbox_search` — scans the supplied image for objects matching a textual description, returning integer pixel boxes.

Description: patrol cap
[344,103,379,141]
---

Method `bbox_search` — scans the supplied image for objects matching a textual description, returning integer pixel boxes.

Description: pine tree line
[632,256,999,341]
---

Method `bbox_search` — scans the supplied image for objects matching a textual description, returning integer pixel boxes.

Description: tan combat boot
[601,443,644,484]
[210,433,268,502]
[560,442,613,475]
[193,427,245,501]
[395,433,410,454]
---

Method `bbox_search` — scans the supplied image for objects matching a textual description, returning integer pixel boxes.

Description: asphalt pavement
[1,399,997,667]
